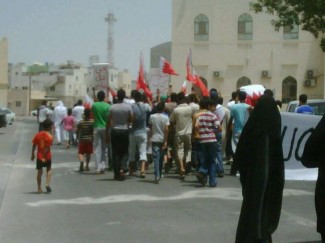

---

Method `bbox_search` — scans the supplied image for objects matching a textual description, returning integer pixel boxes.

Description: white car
[286,99,325,116]
[0,107,15,125]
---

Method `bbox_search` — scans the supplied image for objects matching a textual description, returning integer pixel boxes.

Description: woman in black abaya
[235,95,284,243]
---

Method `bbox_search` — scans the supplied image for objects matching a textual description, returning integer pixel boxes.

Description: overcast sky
[0,0,172,79]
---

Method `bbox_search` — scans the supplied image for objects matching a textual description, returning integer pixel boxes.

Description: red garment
[32,131,53,161]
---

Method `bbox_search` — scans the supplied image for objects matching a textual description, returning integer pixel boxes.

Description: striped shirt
[195,111,219,143]
[77,120,94,142]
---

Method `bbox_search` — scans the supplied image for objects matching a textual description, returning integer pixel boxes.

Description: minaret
[105,13,116,68]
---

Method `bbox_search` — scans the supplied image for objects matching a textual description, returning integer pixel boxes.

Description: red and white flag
[107,87,117,103]
[186,49,196,83]
[136,52,153,100]
[185,49,209,96]
[181,80,187,94]
[160,56,178,76]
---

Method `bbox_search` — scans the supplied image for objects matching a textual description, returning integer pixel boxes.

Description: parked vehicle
[0,109,6,128]
[0,107,16,125]
[286,99,325,116]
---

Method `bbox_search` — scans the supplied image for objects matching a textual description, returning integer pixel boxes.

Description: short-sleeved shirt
[149,113,170,143]
[230,102,250,134]
[170,103,194,136]
[91,101,110,128]
[131,102,150,135]
[110,103,132,130]
[196,111,219,143]
[295,105,314,115]
[77,119,94,142]
[72,105,85,123]
[62,115,75,131]
[32,131,53,161]
[38,106,50,123]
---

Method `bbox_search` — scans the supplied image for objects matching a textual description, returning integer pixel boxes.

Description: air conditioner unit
[304,79,316,87]
[213,71,220,78]
[307,70,314,79]
[261,70,270,78]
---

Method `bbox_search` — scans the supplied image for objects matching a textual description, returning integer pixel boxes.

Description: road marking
[1,162,318,181]
[26,188,312,207]
[281,210,317,227]
[106,221,122,225]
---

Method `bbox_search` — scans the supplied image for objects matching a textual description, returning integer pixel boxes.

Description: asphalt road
[0,117,321,243]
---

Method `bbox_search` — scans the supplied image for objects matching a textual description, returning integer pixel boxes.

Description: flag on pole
[181,80,187,94]
[194,74,209,97]
[186,49,196,83]
[185,49,209,96]
[136,52,153,100]
[160,57,179,75]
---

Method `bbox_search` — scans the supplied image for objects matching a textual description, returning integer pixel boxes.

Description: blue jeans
[216,132,224,174]
[152,142,164,179]
[198,142,218,186]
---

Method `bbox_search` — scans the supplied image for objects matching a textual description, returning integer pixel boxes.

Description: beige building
[118,70,132,96]
[0,38,8,106]
[171,0,325,103]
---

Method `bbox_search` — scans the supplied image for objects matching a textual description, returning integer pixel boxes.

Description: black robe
[302,114,325,239]
[235,95,284,243]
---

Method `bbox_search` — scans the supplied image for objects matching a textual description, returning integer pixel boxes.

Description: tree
[250,0,325,51]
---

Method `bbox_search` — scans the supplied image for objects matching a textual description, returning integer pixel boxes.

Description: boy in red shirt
[31,119,53,194]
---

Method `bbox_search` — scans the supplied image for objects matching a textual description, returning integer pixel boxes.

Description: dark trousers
[111,129,129,179]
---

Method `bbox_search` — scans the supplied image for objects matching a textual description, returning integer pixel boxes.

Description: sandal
[140,172,146,178]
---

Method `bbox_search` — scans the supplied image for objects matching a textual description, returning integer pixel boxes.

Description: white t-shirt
[72,105,85,123]
[149,113,170,143]
[38,106,50,123]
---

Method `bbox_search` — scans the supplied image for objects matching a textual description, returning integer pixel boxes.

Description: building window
[236,76,251,89]
[76,76,79,81]
[16,101,21,107]
[15,72,18,75]
[283,24,299,40]
[194,14,209,41]
[282,76,297,103]
[69,84,72,89]
[50,86,55,91]
[238,13,253,40]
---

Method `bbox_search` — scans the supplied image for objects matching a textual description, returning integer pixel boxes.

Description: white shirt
[72,105,85,123]
[38,106,50,123]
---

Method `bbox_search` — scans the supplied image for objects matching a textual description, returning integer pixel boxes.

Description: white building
[0,38,8,106]
[46,62,89,108]
[171,0,325,103]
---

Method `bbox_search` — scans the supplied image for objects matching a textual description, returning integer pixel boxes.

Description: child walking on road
[62,108,75,149]
[31,118,53,194]
[77,109,94,172]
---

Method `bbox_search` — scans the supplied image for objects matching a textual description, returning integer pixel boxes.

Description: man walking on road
[106,89,133,180]
[170,92,195,179]
[92,90,110,174]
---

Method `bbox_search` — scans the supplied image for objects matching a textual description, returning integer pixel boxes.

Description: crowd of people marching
[34,86,254,186]
[31,86,325,242]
